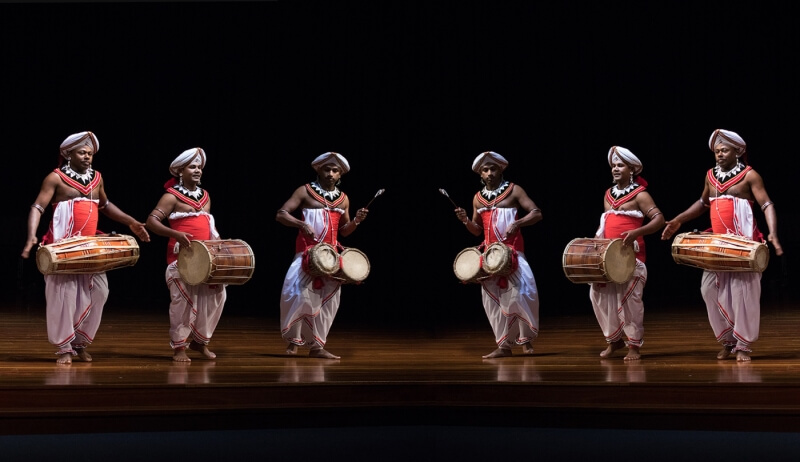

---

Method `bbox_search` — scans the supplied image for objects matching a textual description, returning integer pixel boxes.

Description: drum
[453,247,486,284]
[304,242,340,277]
[177,239,255,285]
[671,232,769,272]
[336,247,370,284]
[482,242,515,276]
[562,238,635,284]
[36,234,140,275]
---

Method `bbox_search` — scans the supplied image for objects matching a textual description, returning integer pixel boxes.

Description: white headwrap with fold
[170,147,206,176]
[311,152,350,174]
[709,129,746,156]
[608,146,643,175]
[471,151,508,173]
[60,131,99,159]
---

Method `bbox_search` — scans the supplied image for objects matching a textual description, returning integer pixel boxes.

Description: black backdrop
[3,1,797,331]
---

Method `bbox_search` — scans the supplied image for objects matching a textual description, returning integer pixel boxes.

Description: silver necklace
[176,184,203,199]
[610,181,638,199]
[714,161,745,182]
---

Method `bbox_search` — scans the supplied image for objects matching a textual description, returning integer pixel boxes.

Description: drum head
[483,243,511,274]
[35,246,56,275]
[340,248,370,282]
[603,239,636,283]
[752,242,770,272]
[310,243,340,275]
[178,241,213,285]
[454,247,482,281]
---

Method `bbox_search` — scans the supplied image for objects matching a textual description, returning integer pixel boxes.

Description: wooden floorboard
[2,303,800,436]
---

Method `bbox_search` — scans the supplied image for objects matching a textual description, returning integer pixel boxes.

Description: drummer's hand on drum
[176,232,193,249]
[455,207,468,223]
[130,221,151,242]
[620,231,637,247]
[20,236,38,259]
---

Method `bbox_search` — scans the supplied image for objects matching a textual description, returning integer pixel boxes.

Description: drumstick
[438,188,460,208]
[363,188,385,209]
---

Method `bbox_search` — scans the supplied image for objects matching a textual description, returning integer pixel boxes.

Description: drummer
[21,131,150,364]
[276,152,368,359]
[145,148,226,362]
[453,151,543,358]
[661,129,782,361]
[590,146,664,361]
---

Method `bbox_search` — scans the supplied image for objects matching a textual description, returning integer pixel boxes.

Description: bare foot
[190,341,217,359]
[717,345,734,360]
[521,342,534,355]
[309,348,340,359]
[624,346,641,361]
[286,344,298,355]
[56,353,72,365]
[736,351,752,362]
[75,348,92,362]
[173,348,191,362]
[600,339,625,358]
[482,348,512,359]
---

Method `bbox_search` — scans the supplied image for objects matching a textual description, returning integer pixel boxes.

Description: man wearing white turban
[589,146,664,361]
[276,152,368,359]
[21,131,150,364]
[662,129,783,361]
[454,151,543,358]
[146,148,227,362]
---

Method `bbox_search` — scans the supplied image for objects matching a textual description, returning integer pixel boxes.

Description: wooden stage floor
[2,304,799,459]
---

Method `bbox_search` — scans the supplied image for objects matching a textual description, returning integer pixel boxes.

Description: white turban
[311,152,350,174]
[471,151,508,173]
[60,131,99,159]
[608,146,643,175]
[709,129,746,156]
[170,147,206,177]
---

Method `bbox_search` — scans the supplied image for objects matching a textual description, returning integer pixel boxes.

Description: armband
[98,200,110,210]
[761,201,774,211]
[699,198,710,207]
[31,204,45,214]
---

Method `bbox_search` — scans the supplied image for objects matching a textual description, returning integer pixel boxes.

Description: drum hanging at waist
[671,232,769,272]
[178,239,255,285]
[562,237,635,284]
[453,247,486,284]
[335,247,370,284]
[36,234,140,275]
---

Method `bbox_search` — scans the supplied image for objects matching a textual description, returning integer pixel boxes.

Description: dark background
[2,0,797,331]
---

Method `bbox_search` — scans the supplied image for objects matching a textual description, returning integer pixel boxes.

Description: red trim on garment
[604,185,646,210]
[305,183,347,208]
[475,182,514,208]
[166,186,210,210]
[707,166,752,193]
[54,168,102,196]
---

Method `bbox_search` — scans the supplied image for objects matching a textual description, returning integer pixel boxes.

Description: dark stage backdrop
[2,1,797,331]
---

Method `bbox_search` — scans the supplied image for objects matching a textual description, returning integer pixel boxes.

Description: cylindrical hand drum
[304,242,340,277]
[671,232,769,272]
[562,238,635,284]
[36,234,140,275]
[453,247,486,284]
[178,239,255,285]
[482,242,515,276]
[336,247,370,284]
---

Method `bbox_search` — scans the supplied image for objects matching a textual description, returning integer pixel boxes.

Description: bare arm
[749,171,783,255]
[661,180,710,240]
[21,174,58,258]
[504,185,542,238]
[454,194,483,236]
[145,193,196,249]
[98,180,150,243]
